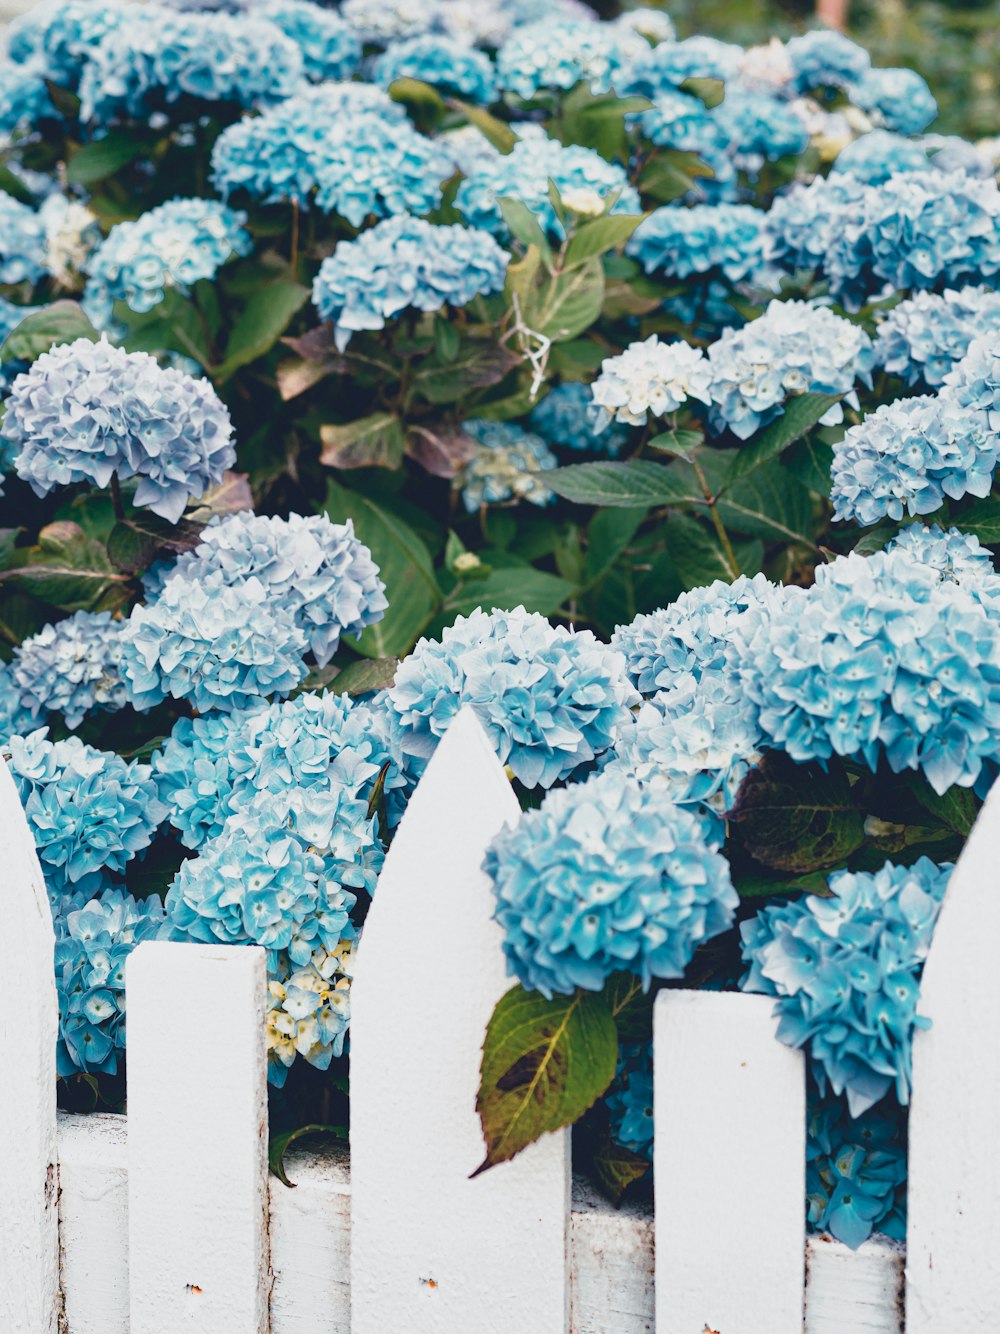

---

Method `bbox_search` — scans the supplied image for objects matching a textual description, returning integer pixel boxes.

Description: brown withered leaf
[407,424,477,478]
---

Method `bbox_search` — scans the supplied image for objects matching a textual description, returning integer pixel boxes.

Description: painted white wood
[126,942,270,1333]
[269,1141,351,1333]
[350,706,571,1334]
[0,757,60,1334]
[906,776,1000,1329]
[58,1111,130,1334]
[654,989,806,1333]
[805,1235,904,1333]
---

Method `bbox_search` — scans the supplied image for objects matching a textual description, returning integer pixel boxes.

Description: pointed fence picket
[2,705,999,1331]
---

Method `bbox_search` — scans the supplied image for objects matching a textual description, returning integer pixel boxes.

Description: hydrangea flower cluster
[458,419,556,512]
[0,190,48,285]
[78,9,303,122]
[736,548,1000,795]
[944,333,1000,429]
[375,36,498,104]
[486,765,738,996]
[591,336,712,430]
[627,205,768,285]
[120,572,309,714]
[0,61,56,136]
[259,0,361,82]
[529,382,630,456]
[83,198,251,330]
[619,35,743,98]
[785,29,871,92]
[712,90,809,170]
[7,0,127,87]
[456,134,640,241]
[636,89,725,159]
[5,338,236,524]
[764,172,869,277]
[607,1043,654,1161]
[267,940,354,1086]
[806,1094,907,1249]
[7,729,166,898]
[852,65,938,135]
[389,607,639,789]
[706,300,874,439]
[54,887,170,1076]
[12,611,128,730]
[151,512,386,666]
[885,524,1000,608]
[0,661,40,741]
[873,288,1000,387]
[741,858,951,1115]
[312,215,509,351]
[38,195,102,289]
[495,17,645,99]
[831,130,931,186]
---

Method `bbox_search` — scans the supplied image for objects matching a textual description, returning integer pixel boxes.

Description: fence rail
[2,705,997,1331]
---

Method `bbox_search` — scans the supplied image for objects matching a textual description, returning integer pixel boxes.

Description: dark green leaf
[606,973,654,1044]
[663,513,740,586]
[106,515,203,575]
[2,301,98,363]
[433,314,461,362]
[564,215,644,269]
[785,436,835,498]
[715,464,815,546]
[584,507,646,584]
[0,521,132,612]
[67,131,149,185]
[680,76,725,108]
[955,499,1000,544]
[410,342,520,405]
[332,656,400,696]
[592,1128,651,1204]
[498,197,554,265]
[445,567,575,618]
[904,775,978,837]
[475,985,617,1174]
[215,280,310,380]
[448,99,518,153]
[320,413,405,471]
[0,529,21,570]
[269,1124,347,1188]
[725,394,842,486]
[542,459,694,508]
[647,429,704,461]
[527,259,605,342]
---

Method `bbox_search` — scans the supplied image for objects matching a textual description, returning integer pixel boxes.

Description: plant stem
[690,456,741,578]
[290,199,300,277]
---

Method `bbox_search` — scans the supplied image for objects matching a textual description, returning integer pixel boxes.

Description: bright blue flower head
[12,611,127,730]
[312,214,509,351]
[0,661,38,740]
[121,572,309,715]
[53,886,170,1076]
[458,419,556,512]
[943,333,1000,431]
[259,0,361,81]
[852,66,937,135]
[83,198,251,329]
[376,35,498,104]
[619,35,743,98]
[785,29,870,92]
[712,90,809,168]
[8,0,127,87]
[741,858,951,1116]
[456,134,640,241]
[885,523,1000,604]
[636,88,725,159]
[627,204,768,284]
[807,1092,907,1249]
[486,765,738,997]
[529,382,630,456]
[7,729,166,898]
[874,287,1000,387]
[0,61,57,135]
[5,338,236,523]
[831,130,930,186]
[735,548,1000,794]
[607,1042,654,1161]
[764,172,868,279]
[389,606,639,789]
[496,17,645,99]
[0,190,48,285]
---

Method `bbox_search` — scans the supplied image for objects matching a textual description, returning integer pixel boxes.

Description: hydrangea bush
[0,0,996,1246]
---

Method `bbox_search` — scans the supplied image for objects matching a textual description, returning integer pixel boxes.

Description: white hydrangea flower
[591,335,712,428]
[39,196,100,289]
[736,38,793,93]
[561,186,607,216]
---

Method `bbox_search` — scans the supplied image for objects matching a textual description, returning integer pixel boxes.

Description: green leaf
[592,1129,651,1205]
[2,301,98,363]
[433,314,461,363]
[725,394,842,486]
[215,280,310,380]
[606,972,654,1044]
[785,435,835,498]
[332,656,400,696]
[67,131,149,185]
[120,289,213,366]
[662,513,740,587]
[527,259,605,342]
[584,507,645,585]
[107,514,204,575]
[498,197,554,265]
[269,1124,347,1189]
[0,521,132,612]
[715,463,815,546]
[680,76,725,108]
[728,753,866,874]
[904,774,978,837]
[475,985,617,1174]
[323,480,440,658]
[955,499,1000,544]
[564,215,644,270]
[542,459,694,508]
[647,429,704,461]
[448,99,518,153]
[320,413,405,471]
[410,342,520,406]
[0,529,20,570]
[387,77,445,113]
[445,567,575,618]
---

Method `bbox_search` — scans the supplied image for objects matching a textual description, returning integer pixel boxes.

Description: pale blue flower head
[0,60,57,135]
[375,35,498,104]
[712,89,809,168]
[785,29,870,92]
[764,172,868,278]
[7,728,166,898]
[0,190,48,285]
[886,523,1000,606]
[12,611,127,730]
[627,204,768,284]
[389,606,640,789]
[592,336,712,429]
[607,1042,654,1161]
[529,382,630,456]
[619,35,743,98]
[259,0,361,81]
[339,0,433,44]
[874,288,1000,388]
[496,17,645,99]
[806,1092,907,1249]
[852,66,937,135]
[636,88,725,159]
[8,0,128,87]
[486,765,738,997]
[458,419,556,512]
[741,858,951,1115]
[831,130,930,186]
[312,214,509,351]
[943,333,1000,431]
[0,661,38,741]
[6,338,235,523]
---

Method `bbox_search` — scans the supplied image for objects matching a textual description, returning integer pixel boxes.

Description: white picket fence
[3,705,1000,1332]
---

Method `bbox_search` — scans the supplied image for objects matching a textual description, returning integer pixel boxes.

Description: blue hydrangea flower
[210,83,408,210]
[741,858,951,1116]
[0,294,38,398]
[310,118,452,228]
[339,0,433,44]
[486,765,738,997]
[606,670,765,845]
[7,728,166,898]
[611,573,780,695]
[78,9,303,123]
[53,886,171,1076]
[830,393,1000,526]
[735,547,1000,794]
[82,198,251,331]
[312,214,509,351]
[619,35,743,98]
[389,606,639,789]
[152,710,254,849]
[943,333,1000,431]
[7,0,127,87]
[0,60,57,135]
[37,195,102,289]
[259,0,361,81]
[12,611,127,729]
[785,29,870,92]
[852,66,937,135]
[712,90,809,168]
[874,287,1000,387]
[121,572,309,714]
[764,172,869,278]
[607,1042,654,1161]
[707,299,874,439]
[831,130,930,185]
[6,338,236,523]
[458,419,556,511]
[0,190,48,285]
[529,382,630,456]
[456,134,640,241]
[661,279,748,342]
[495,17,645,99]
[592,336,712,429]
[0,661,38,740]
[885,524,1000,607]
[627,204,768,285]
[806,1093,907,1249]
[636,88,726,160]
[267,939,354,1086]
[151,512,387,667]
[375,35,498,104]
